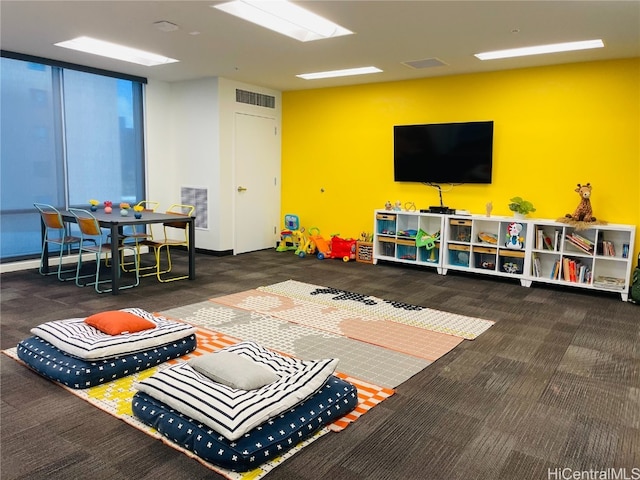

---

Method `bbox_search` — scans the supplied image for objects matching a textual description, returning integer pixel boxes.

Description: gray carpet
[2,249,639,480]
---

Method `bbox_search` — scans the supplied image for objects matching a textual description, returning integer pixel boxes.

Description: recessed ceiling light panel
[475,39,604,60]
[213,0,352,42]
[297,66,382,80]
[54,36,179,66]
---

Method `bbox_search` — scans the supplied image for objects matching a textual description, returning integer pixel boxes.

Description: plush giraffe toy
[566,183,596,222]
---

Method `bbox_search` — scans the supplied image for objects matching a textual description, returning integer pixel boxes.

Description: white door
[234,112,280,254]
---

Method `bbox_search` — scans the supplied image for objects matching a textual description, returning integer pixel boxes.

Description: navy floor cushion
[132,374,358,472]
[17,334,197,389]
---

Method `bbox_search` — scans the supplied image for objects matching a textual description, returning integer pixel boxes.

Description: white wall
[145,76,281,253]
[1,76,281,272]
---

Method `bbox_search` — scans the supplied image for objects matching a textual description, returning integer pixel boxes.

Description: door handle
[237,186,247,192]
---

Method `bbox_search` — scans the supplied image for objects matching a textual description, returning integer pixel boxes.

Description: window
[0,53,146,261]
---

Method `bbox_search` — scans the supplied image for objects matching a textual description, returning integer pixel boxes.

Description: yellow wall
[282,58,639,260]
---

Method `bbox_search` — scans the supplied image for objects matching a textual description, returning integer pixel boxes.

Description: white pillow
[189,350,280,390]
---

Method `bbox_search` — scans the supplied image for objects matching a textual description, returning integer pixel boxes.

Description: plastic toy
[322,235,357,262]
[416,229,440,262]
[295,228,317,258]
[308,229,356,261]
[308,227,331,258]
[505,222,524,250]
[416,229,440,249]
[277,214,304,252]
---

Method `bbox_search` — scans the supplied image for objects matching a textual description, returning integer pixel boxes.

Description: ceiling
[1,1,638,91]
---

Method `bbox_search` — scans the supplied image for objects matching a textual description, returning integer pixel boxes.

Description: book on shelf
[535,228,556,251]
[562,258,574,282]
[532,254,542,277]
[593,275,625,290]
[600,240,616,256]
[564,234,594,254]
[572,232,594,247]
[558,257,590,284]
[536,229,543,249]
[549,260,556,279]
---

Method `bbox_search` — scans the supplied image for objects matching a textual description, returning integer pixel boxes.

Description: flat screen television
[393,121,494,184]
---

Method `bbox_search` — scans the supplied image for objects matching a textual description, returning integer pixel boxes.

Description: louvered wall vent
[236,89,275,108]
[181,187,208,229]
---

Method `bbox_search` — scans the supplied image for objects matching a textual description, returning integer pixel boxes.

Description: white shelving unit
[529,220,636,301]
[442,215,532,286]
[373,210,445,271]
[373,210,636,301]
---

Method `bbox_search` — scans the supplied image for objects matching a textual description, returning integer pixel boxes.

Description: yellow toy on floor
[276,214,303,253]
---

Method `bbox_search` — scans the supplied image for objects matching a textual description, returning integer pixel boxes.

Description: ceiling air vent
[236,89,275,109]
[402,58,448,69]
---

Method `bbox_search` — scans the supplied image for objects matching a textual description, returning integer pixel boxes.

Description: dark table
[41,209,196,294]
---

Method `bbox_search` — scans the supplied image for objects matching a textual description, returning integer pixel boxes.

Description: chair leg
[156,245,189,283]
[39,240,77,282]
[95,246,140,293]
[56,245,77,282]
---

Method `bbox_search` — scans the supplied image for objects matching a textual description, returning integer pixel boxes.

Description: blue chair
[34,203,82,281]
[69,208,139,293]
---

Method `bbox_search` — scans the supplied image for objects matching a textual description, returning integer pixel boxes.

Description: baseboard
[195,248,233,257]
[0,248,149,274]
[0,247,237,274]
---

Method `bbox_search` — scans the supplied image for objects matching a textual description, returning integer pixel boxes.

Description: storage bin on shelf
[396,238,417,261]
[376,213,396,236]
[499,250,525,275]
[449,218,472,242]
[448,244,470,267]
[473,246,497,271]
[378,237,396,257]
[418,243,440,263]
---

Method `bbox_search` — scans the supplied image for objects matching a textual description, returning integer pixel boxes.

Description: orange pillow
[85,311,156,335]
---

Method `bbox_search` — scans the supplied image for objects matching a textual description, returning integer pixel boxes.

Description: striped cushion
[134,341,338,441]
[132,375,358,471]
[31,308,196,361]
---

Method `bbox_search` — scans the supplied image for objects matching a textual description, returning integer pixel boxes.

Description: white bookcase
[442,215,532,285]
[529,219,636,300]
[373,210,636,301]
[373,210,445,270]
